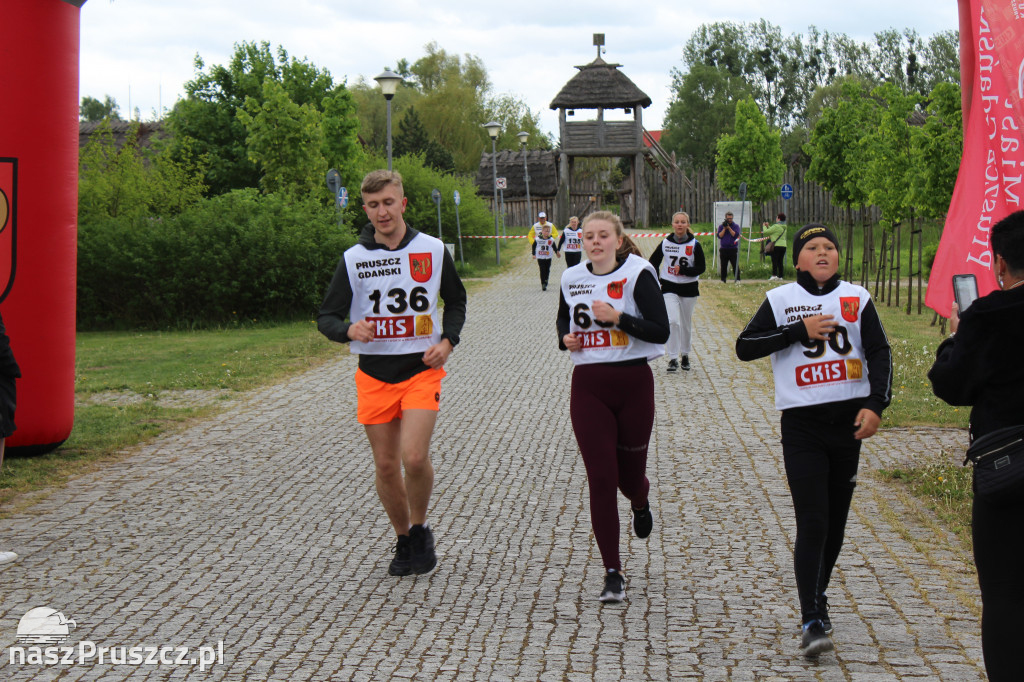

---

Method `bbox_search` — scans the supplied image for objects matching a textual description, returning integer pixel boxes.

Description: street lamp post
[483,121,501,265]
[517,131,532,229]
[374,69,403,171]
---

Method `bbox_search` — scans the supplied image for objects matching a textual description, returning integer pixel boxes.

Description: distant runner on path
[557,211,669,604]
[318,169,467,577]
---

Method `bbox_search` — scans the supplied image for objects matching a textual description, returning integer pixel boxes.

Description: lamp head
[482,121,501,140]
[374,69,403,99]
[516,131,529,146]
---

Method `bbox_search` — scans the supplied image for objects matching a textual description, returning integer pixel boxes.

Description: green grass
[878,462,973,552]
[0,320,339,511]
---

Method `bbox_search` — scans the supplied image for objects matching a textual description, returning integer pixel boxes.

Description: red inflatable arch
[0,0,86,454]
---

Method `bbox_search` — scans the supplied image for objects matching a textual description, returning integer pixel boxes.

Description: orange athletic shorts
[355,367,446,425]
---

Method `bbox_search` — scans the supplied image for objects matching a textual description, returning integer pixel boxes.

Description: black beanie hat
[792,223,840,266]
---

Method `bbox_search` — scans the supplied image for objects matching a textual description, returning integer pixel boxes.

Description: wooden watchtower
[549,34,655,227]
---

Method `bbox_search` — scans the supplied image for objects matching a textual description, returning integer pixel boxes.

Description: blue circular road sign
[781,183,794,200]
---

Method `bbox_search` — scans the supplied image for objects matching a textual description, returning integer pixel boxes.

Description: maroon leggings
[570,362,654,571]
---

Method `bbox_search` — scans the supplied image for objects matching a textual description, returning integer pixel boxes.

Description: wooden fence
[486,164,884,230]
[645,165,882,227]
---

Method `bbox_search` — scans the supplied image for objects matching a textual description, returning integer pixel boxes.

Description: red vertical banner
[927,0,1024,316]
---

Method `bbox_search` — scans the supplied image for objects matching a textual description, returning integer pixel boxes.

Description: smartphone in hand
[953,273,979,313]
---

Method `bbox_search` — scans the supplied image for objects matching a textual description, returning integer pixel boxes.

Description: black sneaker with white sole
[800,619,834,657]
[388,535,412,576]
[667,359,679,372]
[599,569,626,603]
[680,355,690,371]
[410,523,437,574]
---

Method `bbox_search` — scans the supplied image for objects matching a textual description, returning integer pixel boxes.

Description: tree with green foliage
[351,43,547,174]
[714,97,785,218]
[393,107,456,174]
[804,79,878,212]
[661,64,751,172]
[909,81,962,219]
[236,80,326,197]
[166,41,359,196]
[859,82,919,226]
[80,95,122,122]
[78,121,206,224]
[670,21,960,149]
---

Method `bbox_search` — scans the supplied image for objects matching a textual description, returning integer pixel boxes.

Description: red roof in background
[644,130,662,147]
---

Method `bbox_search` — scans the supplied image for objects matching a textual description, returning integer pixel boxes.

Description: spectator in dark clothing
[717,211,741,282]
[928,210,1024,681]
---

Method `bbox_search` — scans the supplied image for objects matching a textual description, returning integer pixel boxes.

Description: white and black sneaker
[599,569,626,603]
[680,355,690,371]
[667,359,679,372]
[800,619,834,657]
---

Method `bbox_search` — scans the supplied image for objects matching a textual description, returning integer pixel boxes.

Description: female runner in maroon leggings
[557,211,669,602]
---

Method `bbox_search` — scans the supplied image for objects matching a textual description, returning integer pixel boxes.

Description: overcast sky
[79,1,961,138]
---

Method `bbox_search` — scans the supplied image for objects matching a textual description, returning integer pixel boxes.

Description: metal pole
[739,182,749,274]
[522,142,532,226]
[455,201,464,267]
[385,97,393,171]
[500,188,506,237]
[491,137,500,265]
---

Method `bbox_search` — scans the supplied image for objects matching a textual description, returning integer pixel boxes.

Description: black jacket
[317,223,467,384]
[929,283,1024,439]
[735,271,893,419]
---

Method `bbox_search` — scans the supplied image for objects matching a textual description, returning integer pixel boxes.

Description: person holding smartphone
[928,210,1024,681]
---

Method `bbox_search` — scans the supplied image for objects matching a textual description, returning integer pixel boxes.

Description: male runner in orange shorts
[318,169,467,576]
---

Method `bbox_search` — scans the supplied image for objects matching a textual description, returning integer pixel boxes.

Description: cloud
[78,0,959,132]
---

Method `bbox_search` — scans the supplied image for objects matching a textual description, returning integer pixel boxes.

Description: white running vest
[766,281,872,410]
[562,228,583,252]
[535,236,556,260]
[344,232,444,355]
[560,254,665,366]
[658,237,699,285]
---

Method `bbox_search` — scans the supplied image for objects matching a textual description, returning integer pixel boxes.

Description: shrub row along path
[2,234,984,681]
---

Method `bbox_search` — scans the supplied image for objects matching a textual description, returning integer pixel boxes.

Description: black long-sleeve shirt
[648,234,706,297]
[318,223,467,384]
[556,259,670,355]
[929,284,1024,439]
[735,271,892,418]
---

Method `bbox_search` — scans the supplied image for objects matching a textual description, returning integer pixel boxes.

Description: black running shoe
[388,535,412,576]
[680,355,690,371]
[632,504,653,539]
[800,619,834,657]
[667,359,679,372]
[410,524,437,574]
[599,569,625,603]
[818,594,833,635]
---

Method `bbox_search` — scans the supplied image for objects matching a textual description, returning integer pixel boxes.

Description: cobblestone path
[0,235,984,680]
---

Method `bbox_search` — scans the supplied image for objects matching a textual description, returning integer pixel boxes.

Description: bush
[337,154,499,263]
[78,190,354,329]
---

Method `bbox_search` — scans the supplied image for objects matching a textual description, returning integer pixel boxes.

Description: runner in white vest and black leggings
[736,224,892,658]
[558,211,669,604]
